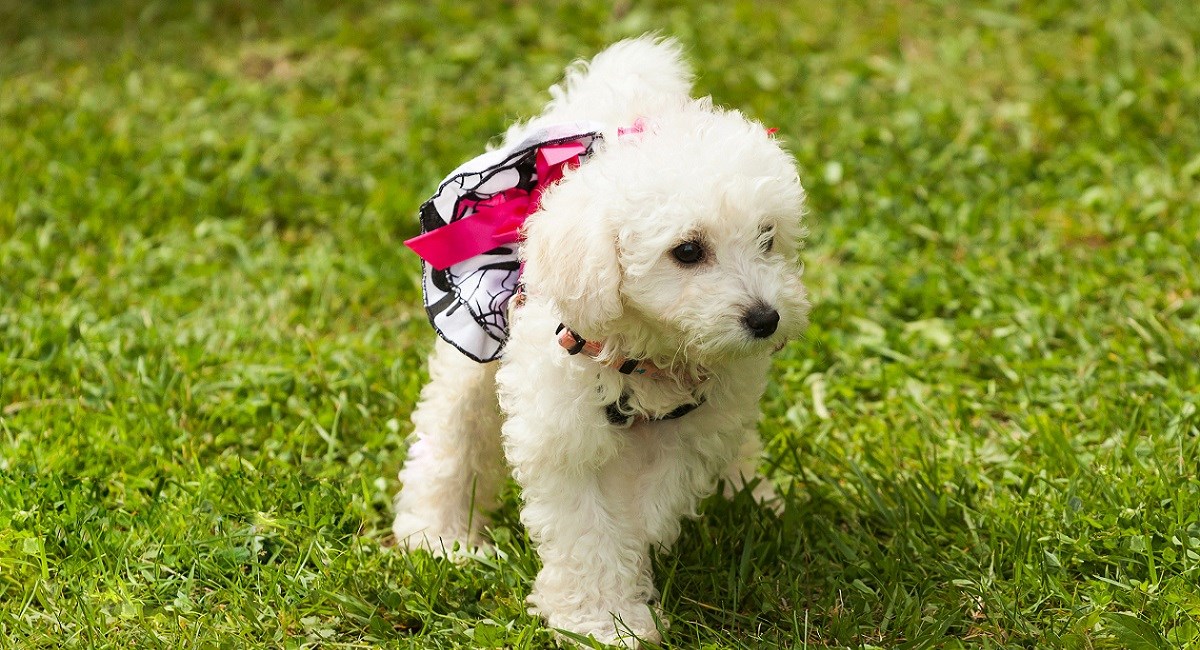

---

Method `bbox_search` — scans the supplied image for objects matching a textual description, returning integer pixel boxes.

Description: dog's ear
[520,199,622,338]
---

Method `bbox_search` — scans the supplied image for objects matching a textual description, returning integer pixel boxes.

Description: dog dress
[405,122,606,362]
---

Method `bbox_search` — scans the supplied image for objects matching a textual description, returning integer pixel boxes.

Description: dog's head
[521,104,808,365]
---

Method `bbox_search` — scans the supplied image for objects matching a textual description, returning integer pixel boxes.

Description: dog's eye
[671,240,705,265]
[760,227,775,253]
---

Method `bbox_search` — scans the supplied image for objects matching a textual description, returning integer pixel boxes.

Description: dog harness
[500,286,705,425]
[555,323,706,426]
[554,324,694,382]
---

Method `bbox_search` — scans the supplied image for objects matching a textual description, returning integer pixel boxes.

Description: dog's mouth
[617,299,805,366]
[672,324,793,365]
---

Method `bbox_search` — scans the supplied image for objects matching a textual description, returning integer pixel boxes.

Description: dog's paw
[390,512,493,560]
[722,475,785,514]
[544,604,663,649]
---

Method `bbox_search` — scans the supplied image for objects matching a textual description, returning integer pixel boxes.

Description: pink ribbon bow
[404,140,587,270]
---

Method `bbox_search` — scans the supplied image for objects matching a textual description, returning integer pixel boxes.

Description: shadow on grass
[653,468,1001,649]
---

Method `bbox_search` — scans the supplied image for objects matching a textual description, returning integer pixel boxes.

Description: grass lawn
[2,1,1199,647]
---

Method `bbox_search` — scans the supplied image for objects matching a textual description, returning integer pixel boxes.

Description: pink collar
[555,324,707,387]
[555,323,708,426]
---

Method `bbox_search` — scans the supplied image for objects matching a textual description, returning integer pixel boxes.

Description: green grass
[2,1,1198,647]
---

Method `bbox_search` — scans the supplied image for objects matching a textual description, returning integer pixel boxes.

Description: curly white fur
[392,35,809,647]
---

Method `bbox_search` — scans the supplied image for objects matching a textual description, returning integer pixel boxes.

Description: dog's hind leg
[392,339,505,555]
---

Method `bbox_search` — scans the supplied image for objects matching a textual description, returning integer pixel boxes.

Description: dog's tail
[540,35,694,125]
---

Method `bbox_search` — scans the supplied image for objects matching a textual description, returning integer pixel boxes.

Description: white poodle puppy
[392,36,809,646]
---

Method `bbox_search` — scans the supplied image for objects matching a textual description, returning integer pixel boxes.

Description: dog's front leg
[507,426,661,647]
[525,473,660,646]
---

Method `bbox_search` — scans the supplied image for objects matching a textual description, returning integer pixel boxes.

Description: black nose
[742,304,780,338]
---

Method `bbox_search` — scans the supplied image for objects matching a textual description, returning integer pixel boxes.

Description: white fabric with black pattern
[417,122,605,362]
